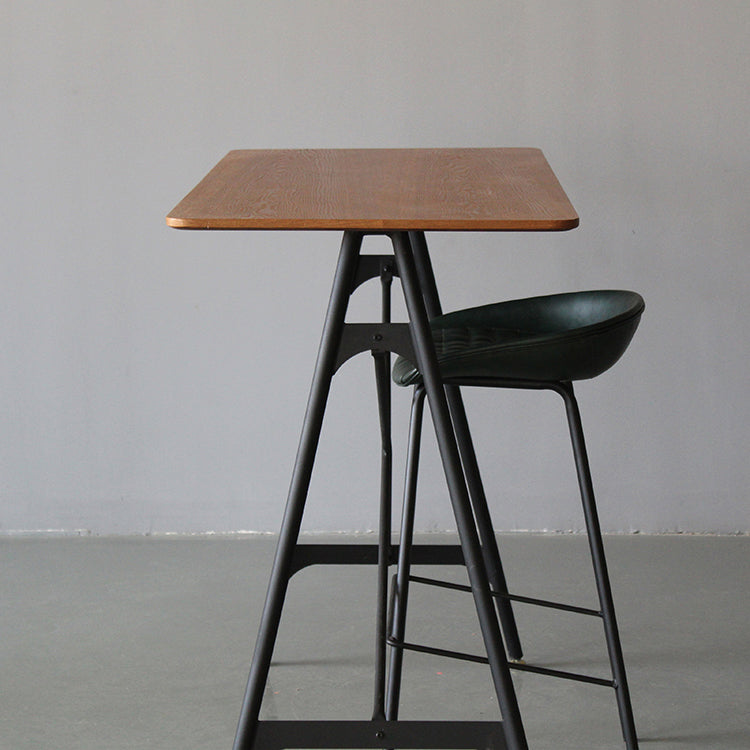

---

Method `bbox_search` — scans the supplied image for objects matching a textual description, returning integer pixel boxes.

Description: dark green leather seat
[393,290,644,386]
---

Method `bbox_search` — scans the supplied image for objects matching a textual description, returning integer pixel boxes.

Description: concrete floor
[1,533,748,749]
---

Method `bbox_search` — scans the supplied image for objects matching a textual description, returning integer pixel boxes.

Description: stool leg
[393,232,528,750]
[385,385,425,720]
[558,382,639,749]
[232,232,362,750]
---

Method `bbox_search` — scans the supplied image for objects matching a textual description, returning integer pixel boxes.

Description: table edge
[165,216,580,232]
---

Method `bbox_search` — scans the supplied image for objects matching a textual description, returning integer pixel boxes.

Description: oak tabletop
[166,148,578,232]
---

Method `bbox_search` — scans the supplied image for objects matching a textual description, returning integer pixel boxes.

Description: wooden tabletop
[166,148,578,232]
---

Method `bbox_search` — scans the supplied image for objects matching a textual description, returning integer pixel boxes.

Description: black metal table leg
[386,384,425,720]
[234,229,525,750]
[232,231,363,750]
[372,349,392,720]
[391,232,528,750]
[408,231,523,660]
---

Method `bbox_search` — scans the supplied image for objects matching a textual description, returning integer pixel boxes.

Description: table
[168,148,578,750]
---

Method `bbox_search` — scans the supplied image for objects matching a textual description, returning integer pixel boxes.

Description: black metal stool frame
[232,230,529,750]
[387,379,638,749]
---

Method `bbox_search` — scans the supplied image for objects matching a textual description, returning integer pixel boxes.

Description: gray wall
[2,1,748,535]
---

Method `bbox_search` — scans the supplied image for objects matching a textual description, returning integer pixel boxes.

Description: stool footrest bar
[408,574,602,617]
[508,660,615,688]
[387,636,491,665]
[252,719,507,749]
[387,636,615,687]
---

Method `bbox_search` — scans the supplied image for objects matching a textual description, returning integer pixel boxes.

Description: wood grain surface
[166,148,578,231]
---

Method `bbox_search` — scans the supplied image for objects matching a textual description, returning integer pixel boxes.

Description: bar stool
[386,290,644,749]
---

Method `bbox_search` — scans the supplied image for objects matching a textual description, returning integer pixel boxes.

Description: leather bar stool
[386,290,644,749]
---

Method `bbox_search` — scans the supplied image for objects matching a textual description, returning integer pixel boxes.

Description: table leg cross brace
[253,719,507,750]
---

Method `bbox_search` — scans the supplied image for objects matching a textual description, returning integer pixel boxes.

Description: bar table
[167,148,579,750]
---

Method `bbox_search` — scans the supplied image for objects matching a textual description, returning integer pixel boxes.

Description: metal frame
[230,229,639,750]
[232,231,527,750]
[388,377,639,748]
